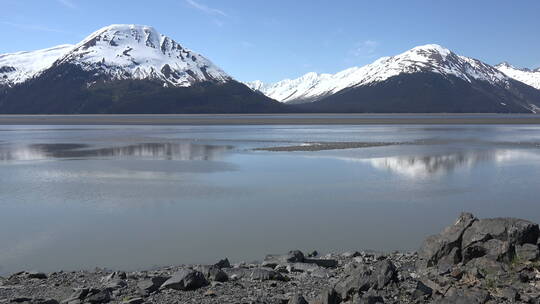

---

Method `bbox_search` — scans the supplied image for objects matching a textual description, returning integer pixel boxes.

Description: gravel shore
[2,213,540,304]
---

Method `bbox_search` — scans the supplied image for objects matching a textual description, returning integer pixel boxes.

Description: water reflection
[0,142,232,161]
[364,150,536,178]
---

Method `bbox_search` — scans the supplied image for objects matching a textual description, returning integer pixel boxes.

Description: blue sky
[1,0,539,82]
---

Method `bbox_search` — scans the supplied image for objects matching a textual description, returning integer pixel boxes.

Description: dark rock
[137,276,169,295]
[461,217,539,261]
[161,269,208,291]
[312,288,340,304]
[412,280,433,299]
[250,268,285,281]
[34,300,60,304]
[515,243,539,261]
[335,260,396,300]
[196,265,228,282]
[307,250,319,257]
[438,288,491,304]
[27,271,47,279]
[85,289,111,304]
[374,260,397,289]
[287,294,308,304]
[62,288,89,303]
[214,258,231,268]
[10,298,32,303]
[353,292,384,304]
[417,213,477,268]
[304,258,338,268]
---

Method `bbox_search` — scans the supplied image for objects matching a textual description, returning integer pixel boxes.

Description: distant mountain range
[1,25,539,114]
[246,44,540,113]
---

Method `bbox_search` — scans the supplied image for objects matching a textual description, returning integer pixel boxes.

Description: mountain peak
[55,24,231,87]
[410,44,451,54]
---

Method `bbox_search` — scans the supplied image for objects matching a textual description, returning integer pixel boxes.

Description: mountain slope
[0,44,73,87]
[0,24,285,114]
[249,44,540,113]
[496,62,540,90]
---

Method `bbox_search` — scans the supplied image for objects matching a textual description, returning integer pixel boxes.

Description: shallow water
[1,124,540,275]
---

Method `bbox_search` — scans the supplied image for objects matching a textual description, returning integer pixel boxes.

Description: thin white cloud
[1,21,68,33]
[57,0,76,9]
[185,0,227,17]
[350,40,380,58]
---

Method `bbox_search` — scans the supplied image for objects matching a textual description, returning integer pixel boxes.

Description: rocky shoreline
[2,213,540,304]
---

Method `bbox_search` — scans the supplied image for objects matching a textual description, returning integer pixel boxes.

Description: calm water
[1,124,540,275]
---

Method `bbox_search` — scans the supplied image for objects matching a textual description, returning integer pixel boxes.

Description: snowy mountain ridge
[495,62,540,90]
[0,24,232,89]
[246,44,511,103]
[55,24,231,87]
[0,44,73,87]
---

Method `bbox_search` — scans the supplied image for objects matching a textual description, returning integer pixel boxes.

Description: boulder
[137,276,169,295]
[418,213,540,270]
[196,265,228,282]
[334,260,397,300]
[417,213,477,269]
[515,243,539,261]
[161,269,208,291]
[84,289,111,304]
[214,258,231,268]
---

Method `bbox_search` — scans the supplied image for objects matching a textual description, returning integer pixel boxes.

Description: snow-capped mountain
[0,24,283,114]
[247,44,510,104]
[55,24,231,87]
[496,62,540,90]
[0,44,73,87]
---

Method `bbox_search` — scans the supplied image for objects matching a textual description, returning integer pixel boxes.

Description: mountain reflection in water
[0,142,232,161]
[365,149,534,178]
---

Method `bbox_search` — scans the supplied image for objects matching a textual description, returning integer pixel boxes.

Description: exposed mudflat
[1,114,540,125]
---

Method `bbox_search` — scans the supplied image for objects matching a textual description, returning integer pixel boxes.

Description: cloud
[57,0,76,9]
[1,21,68,33]
[350,40,380,58]
[185,0,227,17]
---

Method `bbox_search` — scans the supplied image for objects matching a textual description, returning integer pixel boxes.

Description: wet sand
[1,114,540,125]
[254,141,408,151]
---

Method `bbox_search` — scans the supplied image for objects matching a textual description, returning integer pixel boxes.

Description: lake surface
[1,123,540,275]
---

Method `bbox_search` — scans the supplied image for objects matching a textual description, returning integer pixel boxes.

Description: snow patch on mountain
[0,44,73,87]
[496,62,540,90]
[55,24,231,87]
[247,44,510,103]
